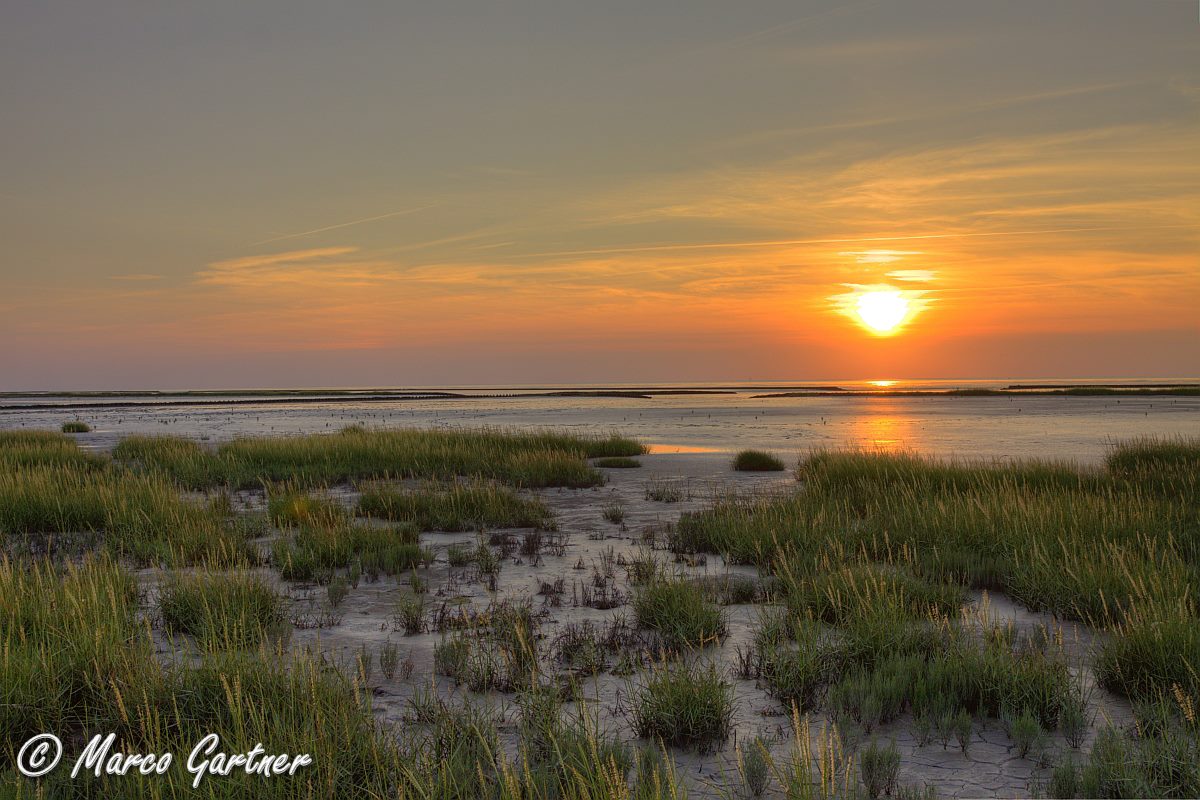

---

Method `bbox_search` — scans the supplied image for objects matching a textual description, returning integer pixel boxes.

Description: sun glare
[856,290,909,334]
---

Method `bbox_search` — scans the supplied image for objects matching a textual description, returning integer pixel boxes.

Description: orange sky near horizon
[1,1,1197,389]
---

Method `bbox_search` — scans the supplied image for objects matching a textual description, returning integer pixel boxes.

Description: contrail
[251,204,438,246]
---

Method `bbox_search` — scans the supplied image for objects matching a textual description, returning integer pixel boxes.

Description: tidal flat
[0,426,1197,798]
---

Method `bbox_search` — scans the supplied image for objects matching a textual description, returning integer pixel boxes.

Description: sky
[1,0,1197,390]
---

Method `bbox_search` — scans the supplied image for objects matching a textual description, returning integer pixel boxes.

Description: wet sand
[135,451,1134,799]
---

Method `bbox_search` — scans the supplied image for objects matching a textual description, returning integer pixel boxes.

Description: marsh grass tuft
[273,521,428,582]
[632,578,727,650]
[358,480,553,530]
[60,421,91,433]
[860,739,901,799]
[633,661,733,750]
[159,571,288,649]
[733,449,786,471]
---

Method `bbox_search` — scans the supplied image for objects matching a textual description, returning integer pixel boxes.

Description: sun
[855,290,909,334]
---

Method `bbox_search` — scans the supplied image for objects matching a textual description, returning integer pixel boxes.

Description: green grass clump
[116,427,642,490]
[358,481,553,530]
[595,456,641,468]
[579,433,649,458]
[60,420,91,433]
[159,571,288,649]
[273,522,427,582]
[1046,721,1199,799]
[733,449,786,471]
[633,661,733,749]
[1095,607,1200,702]
[632,578,727,649]
[860,740,901,799]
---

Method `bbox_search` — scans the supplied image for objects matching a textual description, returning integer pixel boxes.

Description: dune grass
[358,480,553,531]
[115,427,644,490]
[732,449,786,471]
[159,571,288,649]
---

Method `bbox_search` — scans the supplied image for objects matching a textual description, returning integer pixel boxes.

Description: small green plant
[447,543,473,567]
[435,636,471,680]
[475,541,501,582]
[61,421,91,433]
[644,480,685,502]
[409,570,427,594]
[394,592,425,635]
[1010,708,1043,759]
[913,709,933,747]
[754,618,839,711]
[379,642,400,679]
[1060,693,1089,749]
[860,739,901,799]
[517,685,564,761]
[272,521,426,581]
[632,661,733,750]
[356,643,373,683]
[1046,758,1080,799]
[739,736,771,797]
[732,449,785,471]
[936,708,956,749]
[627,548,662,585]
[602,502,626,524]
[327,575,349,607]
[953,709,973,754]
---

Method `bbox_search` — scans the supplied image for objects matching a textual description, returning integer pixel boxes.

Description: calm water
[2,380,1197,464]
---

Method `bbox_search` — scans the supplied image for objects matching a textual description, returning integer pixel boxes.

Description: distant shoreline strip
[1,385,1197,412]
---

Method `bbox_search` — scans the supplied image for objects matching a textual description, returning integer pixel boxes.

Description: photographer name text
[18,733,313,787]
